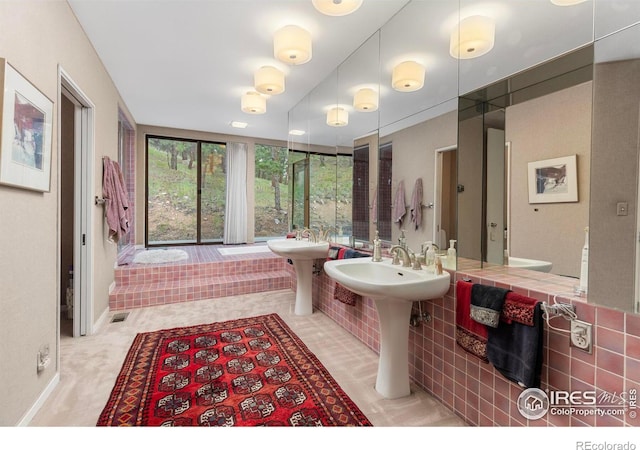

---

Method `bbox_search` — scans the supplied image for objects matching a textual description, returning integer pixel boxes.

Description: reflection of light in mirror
[392,61,425,92]
[289,129,306,136]
[450,15,495,59]
[230,121,248,129]
[326,106,348,127]
[312,0,362,16]
[274,25,312,65]
[241,91,266,114]
[353,88,378,112]
[550,0,587,5]
[254,66,285,95]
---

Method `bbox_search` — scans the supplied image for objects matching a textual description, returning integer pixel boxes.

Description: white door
[486,128,505,265]
[60,70,94,337]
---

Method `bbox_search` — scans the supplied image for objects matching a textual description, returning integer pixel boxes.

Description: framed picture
[0,59,53,192]
[527,155,578,204]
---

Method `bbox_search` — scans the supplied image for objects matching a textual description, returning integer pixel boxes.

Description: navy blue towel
[470,284,510,328]
[344,249,370,259]
[486,302,544,388]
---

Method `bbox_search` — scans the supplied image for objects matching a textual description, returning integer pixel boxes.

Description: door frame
[59,67,95,337]
[433,145,457,249]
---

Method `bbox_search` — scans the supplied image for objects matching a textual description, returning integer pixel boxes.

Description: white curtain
[223,142,248,244]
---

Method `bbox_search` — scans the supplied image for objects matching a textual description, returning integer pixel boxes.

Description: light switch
[617,202,628,216]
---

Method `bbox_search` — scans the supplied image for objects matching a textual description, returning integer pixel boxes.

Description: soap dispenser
[372,230,382,262]
[398,229,407,250]
[425,241,435,267]
[447,239,457,269]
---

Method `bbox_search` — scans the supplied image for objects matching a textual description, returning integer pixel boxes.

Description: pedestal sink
[267,239,329,316]
[323,257,450,399]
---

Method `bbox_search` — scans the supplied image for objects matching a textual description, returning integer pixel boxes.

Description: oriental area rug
[97,313,372,426]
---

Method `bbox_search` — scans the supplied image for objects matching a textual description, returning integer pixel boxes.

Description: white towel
[410,178,423,230]
[393,180,406,224]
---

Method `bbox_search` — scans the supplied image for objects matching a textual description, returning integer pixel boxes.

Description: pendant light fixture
[274,25,312,65]
[326,107,348,127]
[353,88,378,112]
[254,66,285,95]
[392,61,425,92]
[450,15,495,60]
[312,0,363,16]
[241,91,266,114]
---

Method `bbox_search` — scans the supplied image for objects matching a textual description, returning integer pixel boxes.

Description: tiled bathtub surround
[310,262,640,427]
[109,245,291,310]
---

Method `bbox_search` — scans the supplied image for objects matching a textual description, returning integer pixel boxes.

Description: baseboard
[17,372,59,426]
[94,305,110,334]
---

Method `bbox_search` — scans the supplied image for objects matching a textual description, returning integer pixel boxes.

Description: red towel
[102,156,130,243]
[334,283,359,306]
[501,291,539,326]
[455,280,488,361]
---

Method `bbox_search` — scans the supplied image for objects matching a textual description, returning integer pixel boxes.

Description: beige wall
[382,110,458,252]
[136,125,288,245]
[506,81,592,278]
[0,1,135,425]
[589,59,640,311]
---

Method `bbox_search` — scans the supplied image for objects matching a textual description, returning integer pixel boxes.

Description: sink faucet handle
[410,251,422,270]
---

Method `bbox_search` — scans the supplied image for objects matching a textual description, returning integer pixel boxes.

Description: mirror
[589,21,640,313]
[456,0,595,276]
[376,0,460,252]
[458,46,594,279]
[337,31,381,244]
[287,0,640,313]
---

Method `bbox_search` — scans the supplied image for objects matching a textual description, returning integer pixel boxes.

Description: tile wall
[306,262,640,426]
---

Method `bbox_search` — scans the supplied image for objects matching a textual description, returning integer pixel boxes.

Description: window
[145,135,226,245]
[254,144,289,239]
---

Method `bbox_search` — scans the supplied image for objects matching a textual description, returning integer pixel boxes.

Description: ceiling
[68,1,621,145]
[67,0,410,142]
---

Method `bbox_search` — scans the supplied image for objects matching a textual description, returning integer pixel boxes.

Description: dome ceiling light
[326,107,348,127]
[391,61,425,92]
[241,91,266,114]
[450,15,495,60]
[254,66,285,95]
[274,25,312,65]
[312,0,363,16]
[353,88,378,112]
[550,0,588,5]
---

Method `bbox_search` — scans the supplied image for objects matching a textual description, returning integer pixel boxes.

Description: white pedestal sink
[267,239,329,316]
[323,257,450,399]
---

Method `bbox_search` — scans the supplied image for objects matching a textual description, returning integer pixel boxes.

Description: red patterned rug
[97,313,372,426]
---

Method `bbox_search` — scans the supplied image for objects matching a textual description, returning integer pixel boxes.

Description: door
[486,128,505,265]
[60,70,94,337]
[434,146,457,250]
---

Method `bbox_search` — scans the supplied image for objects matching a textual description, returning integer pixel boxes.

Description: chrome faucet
[303,228,317,243]
[421,242,439,254]
[390,245,412,267]
[318,226,335,242]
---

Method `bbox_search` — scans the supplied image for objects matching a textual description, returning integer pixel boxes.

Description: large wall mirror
[287,0,640,313]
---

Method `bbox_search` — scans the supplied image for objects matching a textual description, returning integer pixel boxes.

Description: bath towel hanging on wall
[393,180,406,225]
[102,156,130,243]
[410,178,423,230]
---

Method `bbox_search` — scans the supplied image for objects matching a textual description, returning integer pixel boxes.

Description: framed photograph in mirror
[0,58,53,192]
[527,154,578,204]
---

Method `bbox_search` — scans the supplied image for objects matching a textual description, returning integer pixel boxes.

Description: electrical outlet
[37,344,51,374]
[570,319,593,354]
